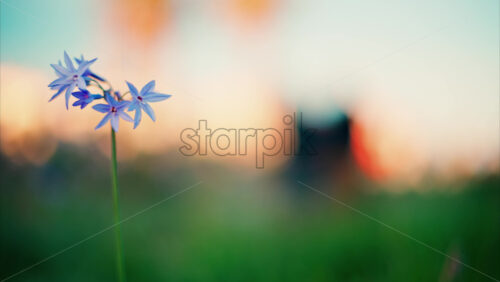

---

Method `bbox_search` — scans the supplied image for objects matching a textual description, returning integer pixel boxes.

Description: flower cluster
[48,52,172,131]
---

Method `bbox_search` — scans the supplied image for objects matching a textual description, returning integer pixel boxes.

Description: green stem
[89,78,110,94]
[111,128,126,282]
[120,91,131,99]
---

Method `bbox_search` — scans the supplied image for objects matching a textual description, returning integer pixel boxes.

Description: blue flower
[126,80,171,129]
[48,51,96,109]
[72,89,102,109]
[92,94,133,132]
[75,55,105,82]
[113,91,123,100]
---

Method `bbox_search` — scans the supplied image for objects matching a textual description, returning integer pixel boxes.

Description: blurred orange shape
[111,0,171,46]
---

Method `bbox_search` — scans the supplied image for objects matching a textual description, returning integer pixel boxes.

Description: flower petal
[110,114,119,132]
[128,101,140,111]
[50,64,70,76]
[89,72,105,82]
[142,103,156,121]
[116,100,130,109]
[77,76,86,89]
[126,81,139,97]
[48,76,70,87]
[93,104,110,113]
[133,108,142,129]
[76,58,97,76]
[64,51,75,72]
[49,85,68,102]
[74,55,83,64]
[53,62,66,77]
[95,113,112,130]
[65,83,75,109]
[140,80,155,96]
[72,91,86,99]
[104,93,116,106]
[143,93,171,102]
[119,111,134,122]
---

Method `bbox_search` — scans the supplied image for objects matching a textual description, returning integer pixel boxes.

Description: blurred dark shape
[1,129,57,165]
[283,111,359,197]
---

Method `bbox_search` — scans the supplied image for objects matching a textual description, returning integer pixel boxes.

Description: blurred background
[1,0,499,281]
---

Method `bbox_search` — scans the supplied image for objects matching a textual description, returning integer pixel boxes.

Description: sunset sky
[1,0,498,181]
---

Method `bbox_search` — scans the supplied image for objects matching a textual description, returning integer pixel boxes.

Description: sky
[0,0,498,180]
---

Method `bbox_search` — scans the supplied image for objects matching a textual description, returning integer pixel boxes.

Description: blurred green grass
[1,145,499,281]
